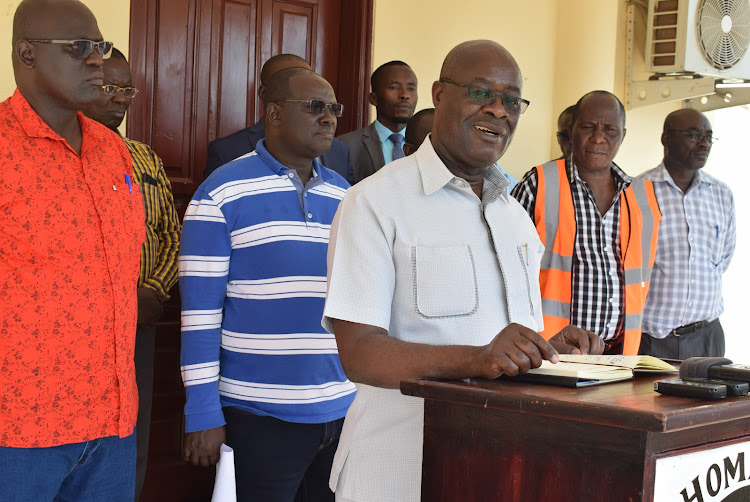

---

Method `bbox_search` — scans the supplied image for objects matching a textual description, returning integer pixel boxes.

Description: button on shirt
[323,139,544,502]
[640,163,736,338]
[0,90,145,447]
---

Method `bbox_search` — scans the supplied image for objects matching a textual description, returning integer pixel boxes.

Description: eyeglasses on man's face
[668,129,718,145]
[439,78,530,115]
[277,99,343,117]
[102,85,139,99]
[26,39,114,60]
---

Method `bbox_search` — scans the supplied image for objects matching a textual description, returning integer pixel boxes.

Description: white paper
[211,443,237,502]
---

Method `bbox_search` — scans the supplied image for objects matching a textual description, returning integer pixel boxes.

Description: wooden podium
[401,374,750,501]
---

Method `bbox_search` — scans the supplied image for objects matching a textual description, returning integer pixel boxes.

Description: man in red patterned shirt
[0,1,145,500]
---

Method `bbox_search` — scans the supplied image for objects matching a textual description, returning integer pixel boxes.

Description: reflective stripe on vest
[533,160,661,354]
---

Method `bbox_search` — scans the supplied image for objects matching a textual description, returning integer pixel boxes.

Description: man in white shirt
[323,39,603,502]
[639,109,735,358]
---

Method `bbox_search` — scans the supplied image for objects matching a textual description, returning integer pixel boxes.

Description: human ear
[266,103,282,127]
[431,80,444,107]
[15,40,35,68]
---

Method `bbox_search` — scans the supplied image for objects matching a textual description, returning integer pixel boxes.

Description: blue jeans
[224,406,344,502]
[0,433,136,502]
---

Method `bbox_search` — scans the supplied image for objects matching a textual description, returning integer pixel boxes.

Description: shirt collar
[254,138,330,182]
[11,89,102,156]
[415,134,509,202]
[373,119,406,144]
[12,89,74,141]
[654,161,712,190]
[568,158,632,191]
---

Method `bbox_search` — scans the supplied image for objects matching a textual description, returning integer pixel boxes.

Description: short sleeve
[323,188,396,333]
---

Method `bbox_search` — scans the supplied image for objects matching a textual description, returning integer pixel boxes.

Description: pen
[124,174,132,194]
[525,243,528,265]
[716,225,719,238]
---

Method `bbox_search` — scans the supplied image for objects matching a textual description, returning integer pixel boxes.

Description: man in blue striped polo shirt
[180,67,356,501]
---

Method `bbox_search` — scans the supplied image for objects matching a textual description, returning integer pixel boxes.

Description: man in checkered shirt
[639,109,735,359]
[512,91,661,355]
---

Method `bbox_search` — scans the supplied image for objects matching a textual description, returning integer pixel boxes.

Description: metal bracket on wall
[687,86,750,112]
[628,76,715,109]
[625,0,715,110]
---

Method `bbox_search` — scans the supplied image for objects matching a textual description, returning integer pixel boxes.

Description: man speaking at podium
[322,40,603,502]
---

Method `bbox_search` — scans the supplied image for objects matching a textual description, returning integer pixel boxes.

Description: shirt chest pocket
[412,245,478,318]
[707,222,724,267]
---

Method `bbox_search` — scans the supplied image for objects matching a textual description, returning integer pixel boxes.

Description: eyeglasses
[439,78,530,115]
[102,85,139,98]
[277,99,343,117]
[668,129,718,145]
[26,39,113,60]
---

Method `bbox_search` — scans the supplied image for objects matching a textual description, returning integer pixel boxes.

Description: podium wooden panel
[401,373,750,501]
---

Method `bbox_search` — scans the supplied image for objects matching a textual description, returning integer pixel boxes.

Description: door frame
[127,0,374,145]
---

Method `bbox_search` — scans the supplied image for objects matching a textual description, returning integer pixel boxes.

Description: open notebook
[557,354,678,373]
[501,355,676,388]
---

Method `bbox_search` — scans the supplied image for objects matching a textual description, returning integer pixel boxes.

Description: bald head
[440,40,519,81]
[403,108,434,156]
[662,108,713,172]
[663,108,707,133]
[13,0,98,45]
[260,54,311,86]
[258,54,311,104]
[432,40,523,175]
[12,0,106,122]
[263,67,318,105]
[573,90,625,129]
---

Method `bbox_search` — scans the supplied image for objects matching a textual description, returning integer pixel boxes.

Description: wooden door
[127,1,372,500]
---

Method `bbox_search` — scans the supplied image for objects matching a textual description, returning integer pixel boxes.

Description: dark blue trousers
[224,406,344,502]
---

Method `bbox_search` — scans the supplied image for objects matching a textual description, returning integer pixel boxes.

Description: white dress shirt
[323,138,544,502]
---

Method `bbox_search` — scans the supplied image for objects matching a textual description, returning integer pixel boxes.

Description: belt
[669,319,717,337]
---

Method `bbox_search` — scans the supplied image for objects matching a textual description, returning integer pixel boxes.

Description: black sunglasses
[277,99,343,117]
[27,39,113,60]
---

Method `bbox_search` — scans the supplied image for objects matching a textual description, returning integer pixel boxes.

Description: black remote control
[708,364,750,384]
[654,379,727,400]
[684,378,750,397]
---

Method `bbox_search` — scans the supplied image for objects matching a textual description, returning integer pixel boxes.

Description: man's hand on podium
[476,323,559,379]
[549,325,605,356]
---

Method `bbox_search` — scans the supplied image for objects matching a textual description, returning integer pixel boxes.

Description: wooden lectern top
[401,373,750,433]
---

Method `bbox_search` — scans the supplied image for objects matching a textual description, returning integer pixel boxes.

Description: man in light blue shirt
[338,61,418,183]
[639,108,735,359]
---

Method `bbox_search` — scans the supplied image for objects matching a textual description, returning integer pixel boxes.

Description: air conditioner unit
[646,0,750,78]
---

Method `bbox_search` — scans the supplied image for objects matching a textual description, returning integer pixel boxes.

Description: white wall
[703,106,750,363]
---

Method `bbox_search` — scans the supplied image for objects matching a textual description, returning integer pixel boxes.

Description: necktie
[390,133,405,160]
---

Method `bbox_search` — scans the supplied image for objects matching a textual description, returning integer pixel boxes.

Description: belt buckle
[670,320,709,337]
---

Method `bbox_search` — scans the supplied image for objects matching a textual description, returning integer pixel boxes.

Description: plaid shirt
[639,163,735,338]
[512,160,633,340]
[125,138,180,295]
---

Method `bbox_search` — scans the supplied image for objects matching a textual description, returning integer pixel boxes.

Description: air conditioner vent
[697,0,750,70]
[646,0,750,79]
